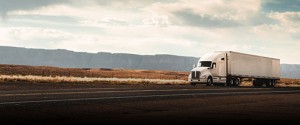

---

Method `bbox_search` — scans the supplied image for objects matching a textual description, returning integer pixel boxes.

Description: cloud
[269,12,300,27]
[0,27,72,48]
[144,0,262,28]
[4,0,264,28]
[0,0,70,18]
[0,0,177,19]
[0,25,199,55]
[6,3,144,28]
[142,15,171,27]
[252,12,300,35]
[174,10,241,28]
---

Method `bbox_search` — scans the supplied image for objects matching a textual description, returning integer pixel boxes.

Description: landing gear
[253,80,263,87]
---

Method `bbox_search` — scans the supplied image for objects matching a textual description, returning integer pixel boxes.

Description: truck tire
[206,77,213,86]
[270,80,276,87]
[266,80,272,87]
[229,78,235,86]
[234,78,240,86]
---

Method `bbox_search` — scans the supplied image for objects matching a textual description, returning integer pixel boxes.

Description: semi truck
[188,51,280,87]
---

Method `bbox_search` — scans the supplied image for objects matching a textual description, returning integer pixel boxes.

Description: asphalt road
[1,83,300,124]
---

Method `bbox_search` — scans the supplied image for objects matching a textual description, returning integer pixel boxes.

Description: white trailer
[189,51,280,87]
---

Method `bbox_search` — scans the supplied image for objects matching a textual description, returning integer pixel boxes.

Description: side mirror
[193,64,196,68]
[212,63,216,69]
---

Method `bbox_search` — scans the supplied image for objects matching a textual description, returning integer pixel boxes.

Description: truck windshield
[198,61,212,67]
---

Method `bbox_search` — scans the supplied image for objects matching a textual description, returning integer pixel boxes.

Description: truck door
[211,62,217,76]
[218,57,226,77]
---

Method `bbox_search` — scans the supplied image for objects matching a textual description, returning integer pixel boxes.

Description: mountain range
[0,46,299,78]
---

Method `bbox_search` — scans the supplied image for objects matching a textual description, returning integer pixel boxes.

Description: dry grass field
[278,78,300,87]
[0,64,189,80]
[0,64,299,86]
[0,64,189,85]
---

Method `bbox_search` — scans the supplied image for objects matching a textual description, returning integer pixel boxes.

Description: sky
[0,0,299,64]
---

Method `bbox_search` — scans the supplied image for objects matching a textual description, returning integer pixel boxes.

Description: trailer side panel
[228,52,280,79]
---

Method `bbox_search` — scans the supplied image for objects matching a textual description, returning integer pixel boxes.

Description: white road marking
[0,90,299,105]
[0,88,272,97]
[0,87,128,93]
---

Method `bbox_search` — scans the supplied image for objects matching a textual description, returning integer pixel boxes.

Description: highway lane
[1,84,300,124]
[0,87,300,105]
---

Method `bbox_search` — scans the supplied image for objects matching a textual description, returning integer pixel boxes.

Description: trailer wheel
[266,80,273,87]
[206,77,213,86]
[270,80,276,87]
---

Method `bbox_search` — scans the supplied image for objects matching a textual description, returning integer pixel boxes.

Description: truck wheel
[206,77,213,86]
[270,80,276,87]
[234,79,240,86]
[266,80,272,87]
[229,78,235,86]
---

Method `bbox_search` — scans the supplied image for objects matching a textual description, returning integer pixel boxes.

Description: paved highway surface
[0,83,300,124]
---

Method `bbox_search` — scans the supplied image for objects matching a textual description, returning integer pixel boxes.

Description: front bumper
[189,78,207,83]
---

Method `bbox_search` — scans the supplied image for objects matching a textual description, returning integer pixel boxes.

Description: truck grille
[191,71,200,79]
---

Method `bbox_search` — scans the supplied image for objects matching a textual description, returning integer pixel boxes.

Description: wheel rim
[271,81,275,87]
[207,78,212,85]
[235,79,239,86]
[230,79,234,85]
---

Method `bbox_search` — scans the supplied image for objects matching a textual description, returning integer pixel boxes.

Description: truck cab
[189,51,227,86]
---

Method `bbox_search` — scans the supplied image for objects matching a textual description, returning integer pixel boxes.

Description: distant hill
[281,64,300,79]
[0,46,299,78]
[0,46,198,71]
